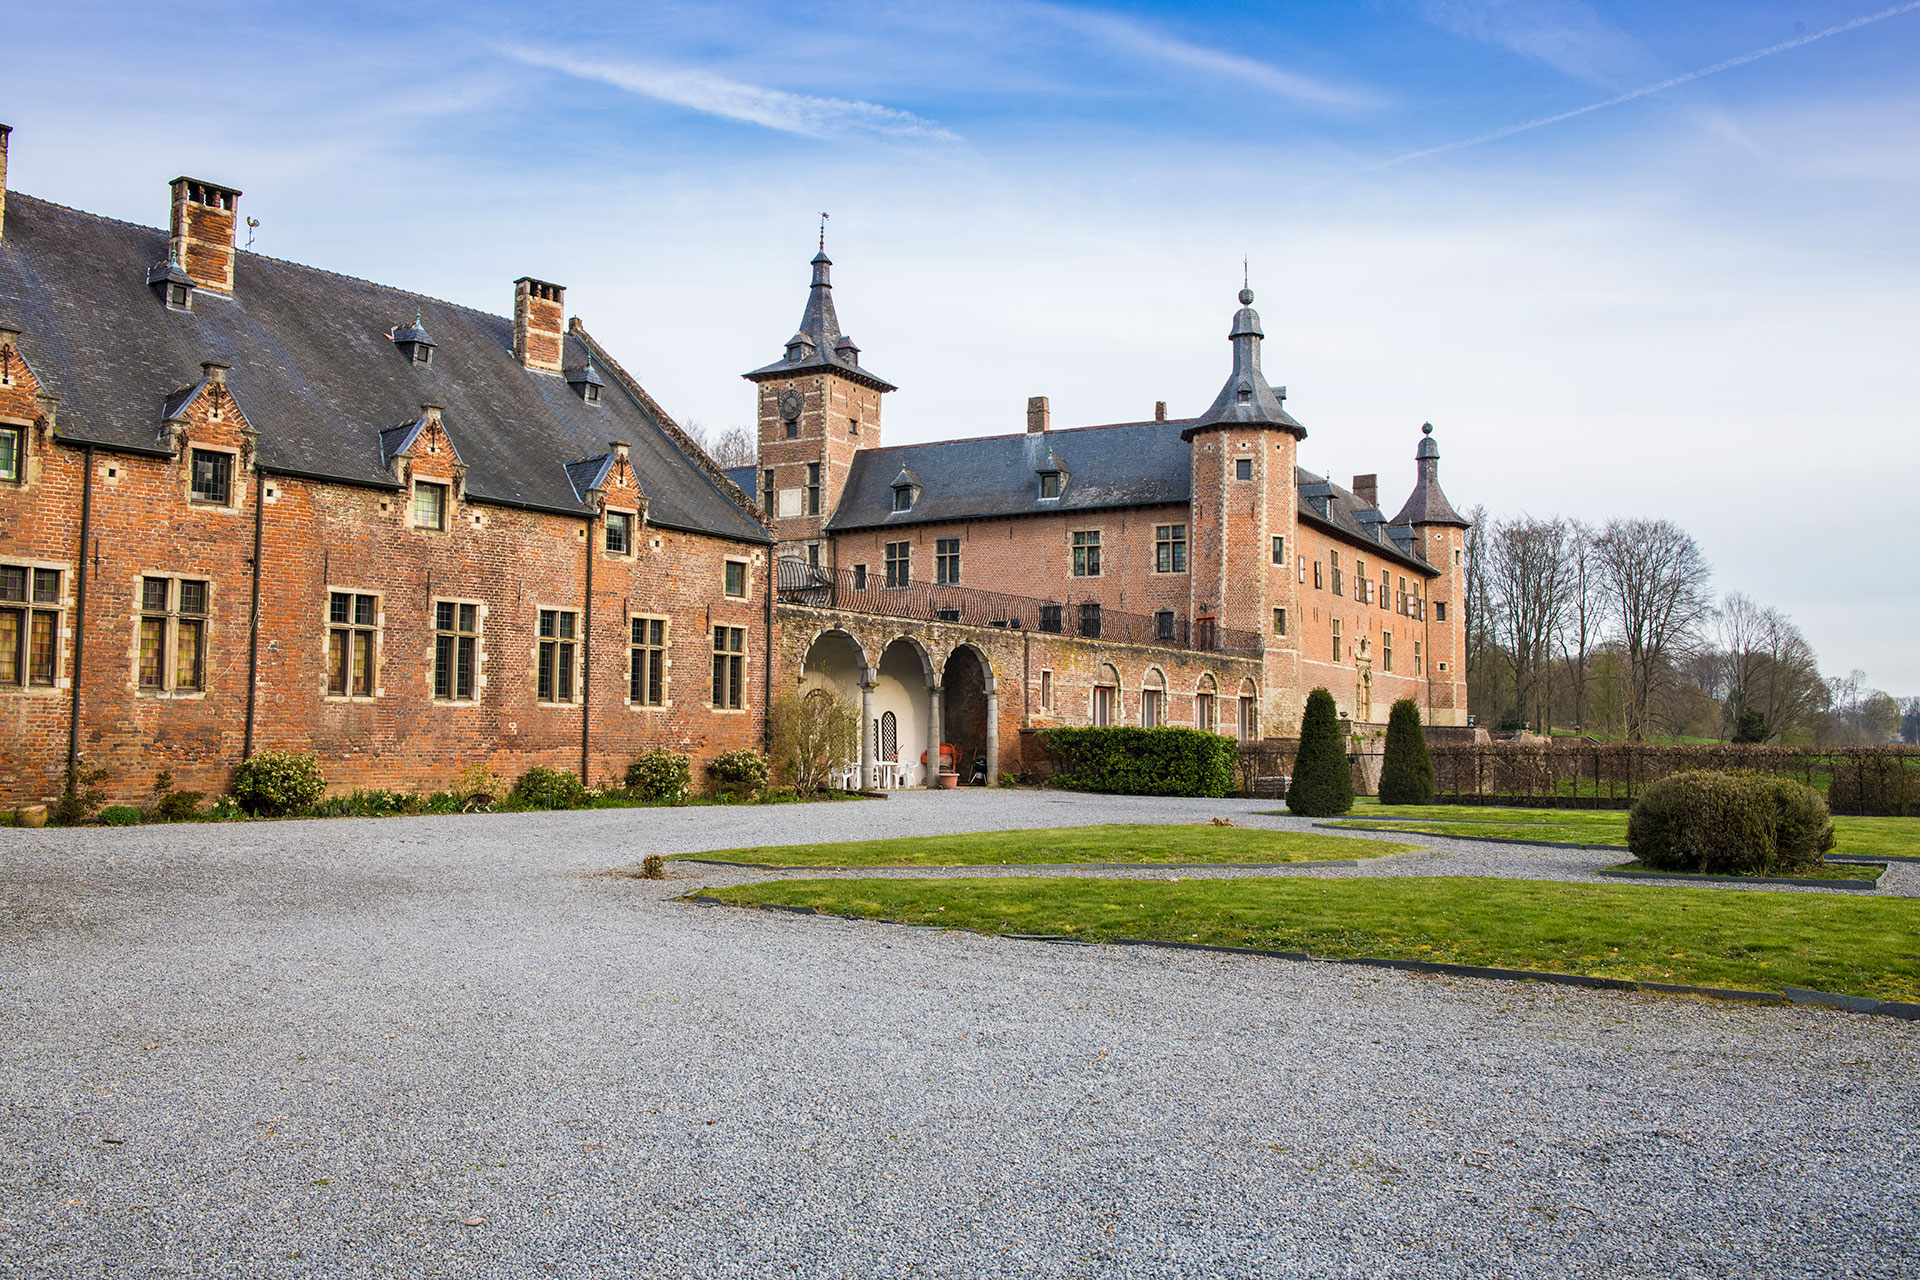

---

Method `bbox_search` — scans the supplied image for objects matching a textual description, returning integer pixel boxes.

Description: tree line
[1462,509,1911,745]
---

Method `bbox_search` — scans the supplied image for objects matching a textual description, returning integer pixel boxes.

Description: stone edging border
[1596,865,1886,891]
[673,855,1390,872]
[682,895,1920,1022]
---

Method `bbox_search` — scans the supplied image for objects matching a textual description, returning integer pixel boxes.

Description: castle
[0,123,1468,804]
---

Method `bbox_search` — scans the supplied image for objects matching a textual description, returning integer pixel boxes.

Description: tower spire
[1183,283,1304,439]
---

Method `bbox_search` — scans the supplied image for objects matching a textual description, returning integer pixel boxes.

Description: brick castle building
[0,123,1469,805]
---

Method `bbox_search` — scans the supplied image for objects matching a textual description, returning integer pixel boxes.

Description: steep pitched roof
[0,192,768,543]
[826,419,1193,531]
[742,251,895,391]
[1389,423,1470,528]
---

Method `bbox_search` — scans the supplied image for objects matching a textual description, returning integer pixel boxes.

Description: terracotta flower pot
[937,772,960,790]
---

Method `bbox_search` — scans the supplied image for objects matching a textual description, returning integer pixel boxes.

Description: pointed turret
[1182,288,1305,440]
[745,246,894,392]
[1390,423,1469,527]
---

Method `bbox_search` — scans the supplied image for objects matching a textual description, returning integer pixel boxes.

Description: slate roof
[742,251,895,391]
[0,192,769,543]
[1388,423,1470,528]
[819,420,1438,575]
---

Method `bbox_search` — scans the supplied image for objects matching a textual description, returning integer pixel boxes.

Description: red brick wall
[0,397,770,806]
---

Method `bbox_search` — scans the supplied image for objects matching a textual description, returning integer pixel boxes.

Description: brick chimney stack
[1352,474,1378,509]
[0,124,11,240]
[1026,395,1049,434]
[169,177,242,294]
[1154,400,1167,422]
[514,278,566,372]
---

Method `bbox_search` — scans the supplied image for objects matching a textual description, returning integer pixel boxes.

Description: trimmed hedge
[1042,726,1238,798]
[1378,698,1434,805]
[1628,769,1835,876]
[627,749,693,802]
[1288,688,1353,816]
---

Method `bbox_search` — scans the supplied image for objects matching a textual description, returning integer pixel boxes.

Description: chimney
[169,177,242,294]
[514,278,566,373]
[1352,474,1378,509]
[0,124,11,240]
[1026,395,1050,434]
[1154,400,1167,422]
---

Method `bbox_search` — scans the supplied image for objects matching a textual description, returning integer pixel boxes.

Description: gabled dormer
[1036,447,1068,500]
[0,324,50,488]
[162,362,256,509]
[147,252,195,312]
[889,463,920,514]
[566,354,605,404]
[391,312,437,368]
[379,404,465,531]
[566,441,648,556]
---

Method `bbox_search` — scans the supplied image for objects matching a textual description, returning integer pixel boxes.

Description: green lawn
[675,824,1415,868]
[1602,861,1884,884]
[708,875,1920,1002]
[1279,802,1920,860]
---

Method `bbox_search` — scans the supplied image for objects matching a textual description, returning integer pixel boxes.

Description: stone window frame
[1271,534,1286,566]
[0,419,27,487]
[1273,607,1287,637]
[323,587,382,701]
[1091,663,1120,727]
[535,605,582,706]
[135,573,211,698]
[603,508,638,559]
[852,563,869,591]
[430,597,485,705]
[1233,456,1254,481]
[1070,528,1103,578]
[1153,610,1176,642]
[807,463,823,515]
[410,479,450,532]
[934,537,960,585]
[1153,524,1187,574]
[628,613,670,710]
[1193,672,1218,734]
[186,446,240,511]
[1140,666,1167,728]
[1038,668,1054,713]
[1383,628,1393,674]
[1237,679,1260,742]
[0,560,69,694]
[723,556,751,599]
[711,624,748,712]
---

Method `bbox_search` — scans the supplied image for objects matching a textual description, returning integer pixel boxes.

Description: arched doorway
[874,637,933,787]
[1237,677,1260,741]
[1141,666,1167,727]
[942,645,993,784]
[1194,672,1218,734]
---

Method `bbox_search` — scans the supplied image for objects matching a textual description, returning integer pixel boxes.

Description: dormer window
[410,344,432,367]
[1039,472,1062,499]
[892,486,913,513]
[392,314,437,368]
[583,383,600,403]
[167,282,191,309]
[148,257,195,312]
[567,356,606,404]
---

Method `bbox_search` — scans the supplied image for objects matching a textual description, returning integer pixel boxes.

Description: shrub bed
[1041,726,1238,798]
[1627,769,1835,876]
[509,767,589,810]
[709,749,770,799]
[627,749,693,803]
[233,751,328,817]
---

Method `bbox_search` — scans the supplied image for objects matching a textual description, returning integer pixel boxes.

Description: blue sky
[6,1,1919,694]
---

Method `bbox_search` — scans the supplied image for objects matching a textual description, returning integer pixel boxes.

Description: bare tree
[1488,515,1571,732]
[1716,593,1825,742]
[1462,503,1501,719]
[1592,518,1714,740]
[1901,695,1920,745]
[1557,520,1605,731]
[679,420,757,469]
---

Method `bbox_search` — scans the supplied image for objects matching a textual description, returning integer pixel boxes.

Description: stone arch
[799,627,871,693]
[1236,677,1261,741]
[941,644,995,784]
[1193,670,1220,733]
[1140,665,1168,727]
[873,637,935,787]
[1092,662,1121,727]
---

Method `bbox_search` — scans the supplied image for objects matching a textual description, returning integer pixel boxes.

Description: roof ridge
[850,417,1191,456]
[8,189,511,328]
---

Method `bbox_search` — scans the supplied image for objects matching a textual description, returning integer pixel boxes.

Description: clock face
[778,390,804,419]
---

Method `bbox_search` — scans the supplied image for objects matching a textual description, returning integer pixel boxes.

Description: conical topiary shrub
[1287,687,1353,816]
[1378,698,1435,805]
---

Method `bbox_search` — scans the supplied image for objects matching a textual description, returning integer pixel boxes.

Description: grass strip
[707,875,1920,1003]
[677,824,1415,868]
[1273,804,1918,860]
[1602,860,1883,884]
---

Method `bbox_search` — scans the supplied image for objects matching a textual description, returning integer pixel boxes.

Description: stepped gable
[0,192,767,543]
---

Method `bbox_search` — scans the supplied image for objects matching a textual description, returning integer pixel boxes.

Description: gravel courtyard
[3,791,1915,1278]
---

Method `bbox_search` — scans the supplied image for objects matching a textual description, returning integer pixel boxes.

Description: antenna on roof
[819,211,829,252]
[245,217,260,250]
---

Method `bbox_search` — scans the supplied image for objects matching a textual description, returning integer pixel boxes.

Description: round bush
[1377,698,1435,806]
[233,751,328,817]
[1287,688,1353,817]
[97,805,144,826]
[510,766,588,810]
[709,749,770,798]
[1628,769,1834,876]
[626,749,693,802]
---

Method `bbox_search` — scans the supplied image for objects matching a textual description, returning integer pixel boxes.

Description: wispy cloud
[497,45,962,143]
[1355,1,1920,174]
[1416,0,1655,87]
[1034,3,1383,110]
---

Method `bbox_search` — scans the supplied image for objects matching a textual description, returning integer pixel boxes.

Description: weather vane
[820,211,829,252]
[246,217,260,249]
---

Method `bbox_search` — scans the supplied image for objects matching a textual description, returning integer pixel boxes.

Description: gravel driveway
[2,792,1915,1278]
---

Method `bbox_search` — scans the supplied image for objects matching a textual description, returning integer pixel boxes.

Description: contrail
[1354,1,1920,175]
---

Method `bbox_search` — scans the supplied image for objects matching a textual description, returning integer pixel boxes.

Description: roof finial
[1422,421,1434,435]
[819,211,829,253]
[1239,256,1253,307]
[414,309,423,327]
